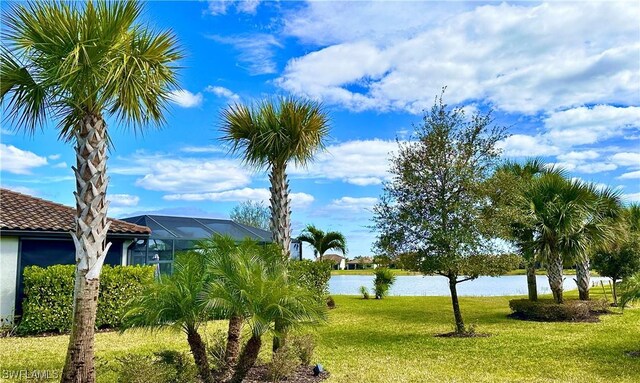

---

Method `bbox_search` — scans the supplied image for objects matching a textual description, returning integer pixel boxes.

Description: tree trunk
[219,315,243,383]
[448,277,465,334]
[612,278,618,306]
[272,318,287,353]
[232,334,262,383]
[547,253,564,304]
[269,163,291,260]
[525,257,538,301]
[187,328,214,383]
[575,257,590,301]
[61,115,110,383]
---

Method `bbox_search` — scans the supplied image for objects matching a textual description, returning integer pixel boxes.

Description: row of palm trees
[489,159,638,304]
[122,236,326,383]
[1,2,332,381]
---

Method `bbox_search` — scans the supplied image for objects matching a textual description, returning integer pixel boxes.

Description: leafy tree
[229,200,270,231]
[592,204,640,305]
[485,158,549,301]
[1,2,181,381]
[221,98,330,259]
[122,251,216,383]
[373,93,516,334]
[297,224,347,260]
[620,273,640,308]
[521,172,620,303]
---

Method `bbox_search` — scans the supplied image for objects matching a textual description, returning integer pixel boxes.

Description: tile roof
[323,254,346,262]
[0,188,150,235]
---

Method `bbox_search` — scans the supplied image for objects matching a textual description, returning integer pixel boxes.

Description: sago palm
[221,97,330,259]
[522,172,620,303]
[122,251,216,383]
[297,224,347,260]
[490,158,547,301]
[1,2,181,381]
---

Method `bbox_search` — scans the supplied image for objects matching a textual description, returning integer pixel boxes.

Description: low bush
[206,329,228,372]
[326,296,336,309]
[290,334,316,365]
[373,268,396,299]
[267,345,300,383]
[289,260,332,302]
[108,351,197,383]
[359,285,370,299]
[18,264,154,335]
[509,299,593,322]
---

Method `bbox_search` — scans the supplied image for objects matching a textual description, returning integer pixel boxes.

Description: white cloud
[1,128,15,135]
[53,162,68,169]
[553,150,617,174]
[206,0,261,16]
[205,86,240,102]
[208,34,282,75]
[497,134,560,157]
[610,152,640,168]
[0,144,48,174]
[327,197,378,213]
[618,170,640,180]
[111,153,251,193]
[544,105,640,147]
[278,2,639,114]
[164,188,314,208]
[180,145,226,154]
[289,139,397,185]
[168,90,203,108]
[48,154,61,160]
[5,185,38,196]
[622,192,640,203]
[109,194,140,207]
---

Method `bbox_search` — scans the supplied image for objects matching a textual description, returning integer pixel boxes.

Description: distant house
[346,256,378,270]
[0,188,151,323]
[321,253,346,270]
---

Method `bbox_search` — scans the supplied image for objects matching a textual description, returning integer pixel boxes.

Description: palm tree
[490,159,547,301]
[122,251,216,383]
[297,224,347,260]
[522,172,620,303]
[221,98,330,259]
[620,273,640,308]
[1,2,181,381]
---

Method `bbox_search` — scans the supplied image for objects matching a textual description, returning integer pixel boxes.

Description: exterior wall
[0,237,19,324]
[339,259,346,270]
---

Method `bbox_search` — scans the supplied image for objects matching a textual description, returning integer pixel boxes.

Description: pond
[329,275,610,296]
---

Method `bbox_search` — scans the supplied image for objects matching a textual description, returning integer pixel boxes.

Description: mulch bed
[243,364,329,383]
[507,312,603,323]
[435,331,491,338]
[625,351,640,358]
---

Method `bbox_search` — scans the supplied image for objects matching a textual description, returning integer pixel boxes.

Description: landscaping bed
[508,298,611,322]
[244,364,329,383]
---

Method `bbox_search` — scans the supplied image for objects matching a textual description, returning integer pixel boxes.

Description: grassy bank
[1,292,638,382]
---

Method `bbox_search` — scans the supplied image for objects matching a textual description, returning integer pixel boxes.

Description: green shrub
[206,329,228,372]
[18,264,154,335]
[508,299,592,321]
[326,295,336,309]
[359,285,370,299]
[267,345,300,383]
[288,260,332,302]
[290,334,316,365]
[373,268,396,299]
[108,351,197,383]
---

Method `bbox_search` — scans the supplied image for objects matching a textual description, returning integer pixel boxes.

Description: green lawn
[2,292,639,382]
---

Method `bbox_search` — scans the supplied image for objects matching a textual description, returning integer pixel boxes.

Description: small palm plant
[297,224,347,260]
[373,268,397,299]
[121,251,216,383]
[620,273,640,309]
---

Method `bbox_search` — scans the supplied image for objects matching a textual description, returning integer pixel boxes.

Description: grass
[1,290,639,382]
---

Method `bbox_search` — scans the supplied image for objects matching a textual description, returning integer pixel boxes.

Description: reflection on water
[329,275,608,296]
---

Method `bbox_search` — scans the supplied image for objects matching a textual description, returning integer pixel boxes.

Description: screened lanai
[121,215,296,274]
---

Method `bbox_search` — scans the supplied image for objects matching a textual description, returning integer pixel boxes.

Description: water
[329,275,609,296]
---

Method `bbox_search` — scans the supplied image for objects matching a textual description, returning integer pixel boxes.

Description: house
[346,256,378,270]
[0,188,151,323]
[321,253,346,270]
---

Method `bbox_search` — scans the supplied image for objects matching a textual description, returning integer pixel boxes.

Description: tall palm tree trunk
[448,276,465,334]
[526,258,538,301]
[269,163,291,260]
[186,327,214,383]
[232,334,262,383]
[575,257,590,300]
[219,315,243,383]
[547,253,564,304]
[612,278,619,306]
[62,115,111,383]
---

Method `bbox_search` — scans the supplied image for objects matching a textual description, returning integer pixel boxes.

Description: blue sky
[1,1,639,259]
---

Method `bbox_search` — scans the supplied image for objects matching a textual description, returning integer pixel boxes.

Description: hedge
[288,260,332,302]
[18,264,155,335]
[508,299,608,322]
